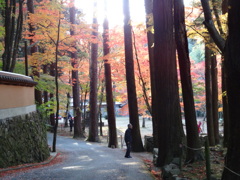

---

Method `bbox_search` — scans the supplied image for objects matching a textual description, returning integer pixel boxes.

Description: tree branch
[212,0,225,37]
[201,0,225,52]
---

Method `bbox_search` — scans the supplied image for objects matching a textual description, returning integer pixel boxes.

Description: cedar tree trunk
[222,0,240,178]
[205,45,215,146]
[70,0,84,138]
[103,16,118,148]
[174,0,203,163]
[88,2,99,142]
[144,0,158,148]
[211,55,219,144]
[27,0,42,105]
[153,0,184,166]
[123,0,144,152]
[2,0,23,72]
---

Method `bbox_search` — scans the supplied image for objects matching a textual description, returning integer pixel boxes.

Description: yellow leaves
[29,51,55,67]
[222,91,227,97]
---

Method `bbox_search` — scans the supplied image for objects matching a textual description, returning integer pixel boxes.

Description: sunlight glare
[75,0,145,26]
[63,166,85,170]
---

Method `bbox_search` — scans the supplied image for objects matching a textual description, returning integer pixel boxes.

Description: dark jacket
[124,128,132,143]
[69,118,73,127]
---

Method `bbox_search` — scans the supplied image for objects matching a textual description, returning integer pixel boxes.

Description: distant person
[124,123,133,158]
[69,117,73,132]
[198,121,202,134]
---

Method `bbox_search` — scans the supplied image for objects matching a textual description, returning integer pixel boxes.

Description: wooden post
[142,117,145,128]
[205,136,211,180]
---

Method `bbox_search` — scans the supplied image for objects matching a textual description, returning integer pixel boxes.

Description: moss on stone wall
[0,112,50,168]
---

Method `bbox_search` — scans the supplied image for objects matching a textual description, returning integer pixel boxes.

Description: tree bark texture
[27,0,42,105]
[103,17,118,148]
[49,63,55,128]
[211,55,219,144]
[88,3,99,142]
[222,61,229,147]
[52,11,61,153]
[123,0,144,152]
[2,0,23,72]
[201,0,225,52]
[43,65,48,104]
[221,0,229,149]
[153,0,184,166]
[222,0,228,14]
[144,0,158,148]
[174,0,203,163]
[205,45,215,146]
[70,1,84,138]
[222,0,240,179]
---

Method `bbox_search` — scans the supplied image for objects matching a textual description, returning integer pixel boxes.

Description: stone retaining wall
[0,112,50,168]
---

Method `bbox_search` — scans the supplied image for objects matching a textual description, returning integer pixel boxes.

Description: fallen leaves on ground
[143,148,225,180]
[0,153,65,178]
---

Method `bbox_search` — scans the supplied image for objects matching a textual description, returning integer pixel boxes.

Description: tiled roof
[0,71,37,87]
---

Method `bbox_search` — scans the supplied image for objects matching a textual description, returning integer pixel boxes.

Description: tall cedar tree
[211,55,219,144]
[88,2,99,142]
[153,0,184,166]
[27,0,42,105]
[201,0,229,146]
[2,0,23,72]
[103,16,118,147]
[220,0,229,148]
[144,0,158,148]
[205,45,215,146]
[222,0,240,178]
[174,0,203,163]
[70,0,84,138]
[123,0,144,152]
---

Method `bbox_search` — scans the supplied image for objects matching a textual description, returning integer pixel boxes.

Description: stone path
[1,133,154,180]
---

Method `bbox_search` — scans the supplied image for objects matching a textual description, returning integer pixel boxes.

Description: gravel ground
[1,132,154,180]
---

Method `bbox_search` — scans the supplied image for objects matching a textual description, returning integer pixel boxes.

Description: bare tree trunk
[70,0,84,138]
[222,0,228,14]
[153,0,184,166]
[43,65,49,103]
[123,0,144,152]
[205,45,215,146]
[65,92,70,127]
[52,11,61,153]
[174,0,203,163]
[98,80,104,136]
[211,55,219,144]
[81,84,89,132]
[144,0,158,148]
[132,29,151,116]
[27,0,42,105]
[88,1,99,142]
[222,1,240,178]
[222,61,229,147]
[221,0,229,149]
[103,13,118,148]
[50,63,55,128]
[201,0,230,148]
[2,0,23,72]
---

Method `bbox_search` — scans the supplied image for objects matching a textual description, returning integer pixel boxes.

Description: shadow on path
[1,133,154,180]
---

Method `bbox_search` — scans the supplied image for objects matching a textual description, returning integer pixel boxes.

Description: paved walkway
[1,133,154,180]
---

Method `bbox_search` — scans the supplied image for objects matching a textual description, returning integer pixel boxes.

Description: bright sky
[75,0,192,26]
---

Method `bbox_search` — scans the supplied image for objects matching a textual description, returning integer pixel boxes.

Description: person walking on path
[124,123,133,158]
[69,117,73,132]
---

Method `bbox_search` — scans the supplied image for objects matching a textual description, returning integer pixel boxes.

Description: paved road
[2,133,153,180]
